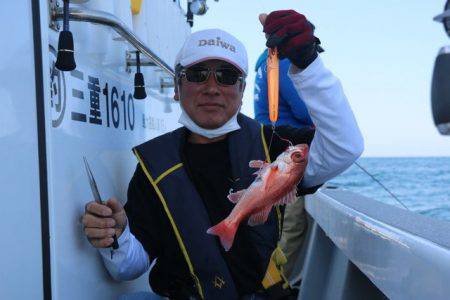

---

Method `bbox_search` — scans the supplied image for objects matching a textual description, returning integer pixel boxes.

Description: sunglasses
[179,66,244,86]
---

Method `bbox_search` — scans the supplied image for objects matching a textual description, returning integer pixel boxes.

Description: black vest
[133,114,281,299]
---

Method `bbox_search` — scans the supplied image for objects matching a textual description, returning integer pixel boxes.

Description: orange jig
[267,47,279,124]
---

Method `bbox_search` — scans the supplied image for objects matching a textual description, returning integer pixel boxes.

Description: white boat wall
[299,188,450,300]
[1,0,189,299]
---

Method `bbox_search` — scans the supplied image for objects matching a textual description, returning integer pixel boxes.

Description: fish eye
[291,152,302,160]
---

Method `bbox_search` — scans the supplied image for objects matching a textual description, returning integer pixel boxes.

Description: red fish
[207,144,309,251]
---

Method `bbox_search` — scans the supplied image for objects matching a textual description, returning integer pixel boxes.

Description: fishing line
[273,129,293,147]
[267,124,294,161]
[267,124,294,162]
[267,124,276,156]
[354,161,410,211]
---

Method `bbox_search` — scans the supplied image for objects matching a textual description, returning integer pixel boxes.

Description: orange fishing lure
[267,47,279,123]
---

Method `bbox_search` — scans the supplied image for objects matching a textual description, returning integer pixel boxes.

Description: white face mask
[178,106,241,139]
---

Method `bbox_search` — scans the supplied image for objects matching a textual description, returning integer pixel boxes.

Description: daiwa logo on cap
[198,36,236,53]
[175,28,249,75]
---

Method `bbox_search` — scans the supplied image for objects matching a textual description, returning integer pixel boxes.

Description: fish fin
[207,220,238,251]
[248,205,272,226]
[249,160,267,169]
[227,189,245,204]
[274,188,297,206]
[263,165,279,191]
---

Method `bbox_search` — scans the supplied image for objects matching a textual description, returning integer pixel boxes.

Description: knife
[83,157,119,252]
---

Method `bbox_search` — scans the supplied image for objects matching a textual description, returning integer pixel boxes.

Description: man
[82,10,364,300]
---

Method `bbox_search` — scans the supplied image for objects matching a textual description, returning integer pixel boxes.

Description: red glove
[263,10,323,69]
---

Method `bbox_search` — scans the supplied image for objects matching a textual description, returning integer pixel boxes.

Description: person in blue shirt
[254,49,313,128]
[254,49,314,284]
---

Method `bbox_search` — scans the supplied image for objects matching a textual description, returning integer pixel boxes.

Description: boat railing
[298,187,450,300]
[51,7,175,77]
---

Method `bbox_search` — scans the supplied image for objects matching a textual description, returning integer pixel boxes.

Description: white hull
[0,1,189,298]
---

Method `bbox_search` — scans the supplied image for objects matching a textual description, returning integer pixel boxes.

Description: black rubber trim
[31,1,52,299]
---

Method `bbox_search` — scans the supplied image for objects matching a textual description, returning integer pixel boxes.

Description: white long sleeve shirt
[289,57,364,187]
[99,56,364,280]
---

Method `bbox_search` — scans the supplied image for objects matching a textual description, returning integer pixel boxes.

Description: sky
[191,0,450,157]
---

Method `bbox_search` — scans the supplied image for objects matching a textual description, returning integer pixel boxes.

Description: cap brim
[181,55,247,75]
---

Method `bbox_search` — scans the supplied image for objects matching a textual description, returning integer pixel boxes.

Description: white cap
[175,29,248,75]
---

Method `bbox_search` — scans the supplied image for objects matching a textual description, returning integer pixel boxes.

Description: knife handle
[102,203,119,250]
[111,234,119,250]
[97,200,119,250]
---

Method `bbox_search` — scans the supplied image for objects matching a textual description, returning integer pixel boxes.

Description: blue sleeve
[254,51,270,124]
[278,59,313,126]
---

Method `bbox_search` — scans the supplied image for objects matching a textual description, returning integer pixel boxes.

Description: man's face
[174,60,245,129]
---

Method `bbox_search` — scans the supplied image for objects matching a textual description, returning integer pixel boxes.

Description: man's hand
[259,10,322,69]
[82,197,127,248]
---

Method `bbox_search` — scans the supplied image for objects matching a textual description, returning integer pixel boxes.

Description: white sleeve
[288,57,364,188]
[98,224,150,281]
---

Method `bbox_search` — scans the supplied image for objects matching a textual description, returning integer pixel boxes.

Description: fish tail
[206,219,238,251]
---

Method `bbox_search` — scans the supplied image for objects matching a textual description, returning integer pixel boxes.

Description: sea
[327,157,450,222]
